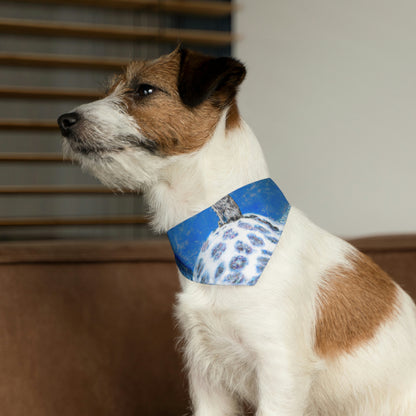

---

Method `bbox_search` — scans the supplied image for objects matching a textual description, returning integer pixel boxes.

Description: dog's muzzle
[57,112,80,137]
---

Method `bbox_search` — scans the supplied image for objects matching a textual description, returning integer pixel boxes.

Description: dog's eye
[134,84,156,98]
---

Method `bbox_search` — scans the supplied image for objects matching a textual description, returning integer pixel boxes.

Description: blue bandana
[167,178,290,286]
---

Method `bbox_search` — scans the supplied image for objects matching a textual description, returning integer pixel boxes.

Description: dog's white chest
[176,290,257,397]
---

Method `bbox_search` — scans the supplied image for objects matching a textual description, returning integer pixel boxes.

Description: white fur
[64,97,416,415]
[63,89,169,192]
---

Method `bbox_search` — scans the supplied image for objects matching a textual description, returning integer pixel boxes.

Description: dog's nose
[57,112,80,136]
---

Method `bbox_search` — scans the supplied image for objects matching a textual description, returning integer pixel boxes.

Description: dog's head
[58,47,246,191]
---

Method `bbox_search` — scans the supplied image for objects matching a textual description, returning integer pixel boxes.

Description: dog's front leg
[189,368,240,416]
[254,345,312,416]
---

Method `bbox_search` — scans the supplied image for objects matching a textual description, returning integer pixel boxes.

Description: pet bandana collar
[167,178,290,286]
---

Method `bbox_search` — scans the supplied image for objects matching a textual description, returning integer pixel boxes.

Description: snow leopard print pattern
[193,195,283,286]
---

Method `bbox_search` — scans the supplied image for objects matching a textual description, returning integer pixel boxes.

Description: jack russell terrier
[58,47,416,415]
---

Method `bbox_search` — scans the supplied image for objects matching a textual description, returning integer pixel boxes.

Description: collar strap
[167,178,290,286]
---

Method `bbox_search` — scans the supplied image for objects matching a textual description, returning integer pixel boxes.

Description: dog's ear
[178,48,246,108]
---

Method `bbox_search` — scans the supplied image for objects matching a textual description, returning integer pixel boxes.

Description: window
[0,0,233,240]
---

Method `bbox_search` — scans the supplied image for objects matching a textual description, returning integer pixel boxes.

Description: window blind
[0,0,234,240]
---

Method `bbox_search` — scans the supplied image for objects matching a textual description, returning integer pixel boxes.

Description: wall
[234,0,416,238]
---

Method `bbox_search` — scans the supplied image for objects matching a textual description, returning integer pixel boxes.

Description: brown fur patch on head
[225,99,241,130]
[107,48,244,156]
[315,251,398,358]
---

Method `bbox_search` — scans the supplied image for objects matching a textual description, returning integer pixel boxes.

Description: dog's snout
[58,112,80,136]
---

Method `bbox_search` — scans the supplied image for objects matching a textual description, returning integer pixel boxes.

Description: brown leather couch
[0,236,415,416]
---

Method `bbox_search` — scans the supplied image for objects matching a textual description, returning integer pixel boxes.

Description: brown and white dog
[58,48,416,415]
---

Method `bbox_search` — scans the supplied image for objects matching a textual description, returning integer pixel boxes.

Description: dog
[58,47,416,415]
